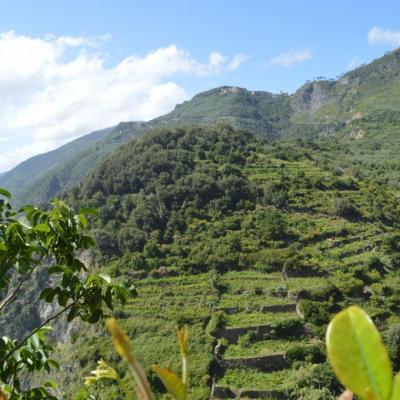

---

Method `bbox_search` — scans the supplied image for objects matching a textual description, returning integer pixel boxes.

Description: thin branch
[0,264,39,312]
[0,299,78,364]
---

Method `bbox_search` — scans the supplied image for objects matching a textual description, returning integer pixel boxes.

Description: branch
[0,299,78,364]
[0,264,39,312]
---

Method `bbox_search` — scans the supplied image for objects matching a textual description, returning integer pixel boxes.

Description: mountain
[3,47,400,205]
[291,48,400,134]
[0,126,114,203]
[13,122,149,206]
[152,86,293,137]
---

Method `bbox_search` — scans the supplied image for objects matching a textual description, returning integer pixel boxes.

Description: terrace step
[260,303,297,313]
[221,353,287,372]
[259,303,297,313]
[219,303,297,315]
[324,234,375,249]
[337,242,378,258]
[213,323,304,344]
[211,385,282,399]
[214,324,274,344]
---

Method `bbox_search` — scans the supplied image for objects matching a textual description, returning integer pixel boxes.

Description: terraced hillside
[212,271,322,398]
[37,125,400,399]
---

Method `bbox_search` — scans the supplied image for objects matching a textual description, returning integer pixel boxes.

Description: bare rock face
[293,81,336,114]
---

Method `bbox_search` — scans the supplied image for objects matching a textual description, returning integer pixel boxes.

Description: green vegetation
[30,122,397,399]
[4,46,400,399]
[0,191,132,399]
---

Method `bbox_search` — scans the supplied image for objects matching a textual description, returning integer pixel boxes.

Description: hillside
[16,122,149,206]
[0,126,114,204]
[33,124,398,399]
[3,47,400,206]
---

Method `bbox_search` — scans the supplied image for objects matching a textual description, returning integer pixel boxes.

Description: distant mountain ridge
[0,126,114,202]
[3,47,400,205]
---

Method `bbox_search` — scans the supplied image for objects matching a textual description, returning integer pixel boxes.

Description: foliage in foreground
[85,305,400,400]
[0,190,135,399]
[85,319,190,400]
[326,306,400,400]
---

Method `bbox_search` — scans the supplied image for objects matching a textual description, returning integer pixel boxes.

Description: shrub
[272,318,304,338]
[333,276,364,298]
[289,363,340,399]
[263,182,289,209]
[261,210,286,240]
[206,312,225,336]
[384,324,400,370]
[299,300,334,325]
[332,197,360,219]
[286,343,325,364]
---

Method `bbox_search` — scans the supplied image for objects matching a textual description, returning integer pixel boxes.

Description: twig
[0,264,39,312]
[0,299,78,364]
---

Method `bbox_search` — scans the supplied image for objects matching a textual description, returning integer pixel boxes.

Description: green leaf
[76,214,88,229]
[67,305,79,322]
[30,334,40,349]
[0,242,7,252]
[153,366,187,400]
[104,287,113,310]
[40,288,56,303]
[35,223,51,233]
[0,188,11,199]
[58,292,68,307]
[47,359,60,370]
[12,349,21,362]
[87,309,102,324]
[44,380,58,388]
[98,273,111,284]
[79,207,98,216]
[326,306,392,400]
[391,373,400,400]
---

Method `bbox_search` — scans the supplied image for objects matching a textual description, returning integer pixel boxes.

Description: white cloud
[269,49,312,67]
[347,56,362,70]
[0,31,245,171]
[368,26,400,47]
[227,54,249,71]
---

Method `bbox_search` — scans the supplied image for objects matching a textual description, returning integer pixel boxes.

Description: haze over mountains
[2,47,400,205]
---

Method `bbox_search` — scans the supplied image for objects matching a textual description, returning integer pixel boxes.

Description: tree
[0,188,135,399]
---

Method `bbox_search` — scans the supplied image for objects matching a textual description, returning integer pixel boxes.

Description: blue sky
[1,0,400,171]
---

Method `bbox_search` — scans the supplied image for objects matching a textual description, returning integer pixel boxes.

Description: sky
[1,0,400,172]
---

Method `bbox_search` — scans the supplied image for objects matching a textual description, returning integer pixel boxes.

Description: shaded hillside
[17,122,148,206]
[0,126,114,204]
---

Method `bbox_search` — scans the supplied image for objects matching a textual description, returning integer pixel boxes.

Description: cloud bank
[0,31,246,172]
[269,49,312,67]
[368,27,400,47]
